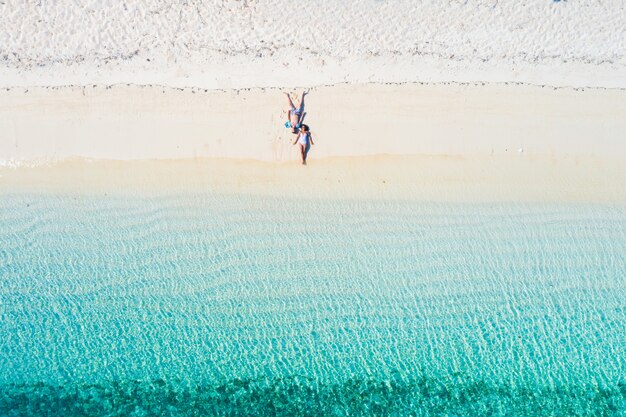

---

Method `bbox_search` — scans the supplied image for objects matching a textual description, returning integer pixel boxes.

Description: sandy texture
[1,2,624,202]
[1,1,625,89]
[2,156,625,204]
[1,83,625,165]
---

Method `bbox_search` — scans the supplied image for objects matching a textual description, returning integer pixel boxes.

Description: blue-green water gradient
[1,193,625,415]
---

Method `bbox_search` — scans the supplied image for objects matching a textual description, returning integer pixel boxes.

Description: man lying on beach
[292,124,315,165]
[283,91,307,134]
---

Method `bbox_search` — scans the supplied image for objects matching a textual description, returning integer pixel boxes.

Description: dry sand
[1,83,625,164]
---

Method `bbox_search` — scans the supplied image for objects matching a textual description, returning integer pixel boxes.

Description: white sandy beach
[1,1,625,202]
[1,83,625,162]
[1,0,625,89]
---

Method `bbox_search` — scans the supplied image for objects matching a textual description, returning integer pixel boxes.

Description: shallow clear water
[1,192,625,416]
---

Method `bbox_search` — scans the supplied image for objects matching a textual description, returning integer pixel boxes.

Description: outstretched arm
[309,133,315,146]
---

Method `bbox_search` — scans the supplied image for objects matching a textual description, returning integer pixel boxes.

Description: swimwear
[290,106,302,117]
[298,132,309,145]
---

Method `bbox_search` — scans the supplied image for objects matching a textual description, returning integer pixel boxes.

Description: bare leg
[299,144,307,165]
[283,92,300,130]
[296,91,307,114]
[304,142,310,164]
[283,92,296,110]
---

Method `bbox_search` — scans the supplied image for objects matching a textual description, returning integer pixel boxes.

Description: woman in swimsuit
[292,124,315,165]
[283,91,307,134]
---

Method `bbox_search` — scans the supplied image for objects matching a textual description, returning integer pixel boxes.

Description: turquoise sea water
[0,192,625,416]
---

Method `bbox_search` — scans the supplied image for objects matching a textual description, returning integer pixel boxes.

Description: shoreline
[2,81,624,203]
[2,155,625,204]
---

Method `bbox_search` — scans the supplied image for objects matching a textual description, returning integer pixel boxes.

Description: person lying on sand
[283,91,307,134]
[292,124,315,165]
